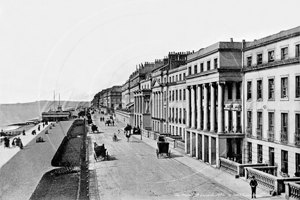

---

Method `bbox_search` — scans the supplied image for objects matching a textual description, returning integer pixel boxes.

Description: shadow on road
[107,155,117,161]
[129,140,142,143]
[168,153,183,158]
[90,131,104,134]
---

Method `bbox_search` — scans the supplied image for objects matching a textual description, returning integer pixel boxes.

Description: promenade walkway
[112,119,285,200]
[0,122,54,169]
[0,120,74,200]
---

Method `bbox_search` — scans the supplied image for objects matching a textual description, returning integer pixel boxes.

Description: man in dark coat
[250,175,258,198]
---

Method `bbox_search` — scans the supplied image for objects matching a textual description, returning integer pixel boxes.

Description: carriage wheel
[168,150,171,158]
[156,149,159,158]
[106,152,109,161]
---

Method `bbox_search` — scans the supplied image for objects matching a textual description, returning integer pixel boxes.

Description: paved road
[0,121,73,200]
[89,114,247,200]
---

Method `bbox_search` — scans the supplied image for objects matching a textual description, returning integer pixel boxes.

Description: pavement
[0,122,53,169]
[88,114,285,200]
[0,120,74,200]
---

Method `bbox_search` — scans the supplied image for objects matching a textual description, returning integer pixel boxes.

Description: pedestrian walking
[126,131,131,142]
[112,120,114,126]
[22,129,26,135]
[4,137,10,148]
[249,176,258,198]
[118,129,120,135]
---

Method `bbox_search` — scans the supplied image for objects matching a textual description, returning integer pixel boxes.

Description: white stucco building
[243,26,300,177]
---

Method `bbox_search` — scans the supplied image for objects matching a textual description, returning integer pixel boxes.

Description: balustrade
[280,131,288,144]
[219,158,238,175]
[287,182,300,199]
[246,167,275,192]
[176,140,185,150]
[268,130,275,142]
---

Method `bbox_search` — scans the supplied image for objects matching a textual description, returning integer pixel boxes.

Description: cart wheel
[94,154,98,162]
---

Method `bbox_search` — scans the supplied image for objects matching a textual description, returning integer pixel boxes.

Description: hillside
[0,100,89,126]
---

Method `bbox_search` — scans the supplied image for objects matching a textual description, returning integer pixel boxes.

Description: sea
[0,100,89,131]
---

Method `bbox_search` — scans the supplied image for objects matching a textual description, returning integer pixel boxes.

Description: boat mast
[54,91,56,111]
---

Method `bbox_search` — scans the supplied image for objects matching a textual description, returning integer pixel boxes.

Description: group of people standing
[2,136,23,149]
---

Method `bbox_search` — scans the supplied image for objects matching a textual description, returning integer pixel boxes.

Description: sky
[0,0,299,104]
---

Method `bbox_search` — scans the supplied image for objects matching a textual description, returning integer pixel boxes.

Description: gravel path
[89,114,246,200]
[0,121,73,200]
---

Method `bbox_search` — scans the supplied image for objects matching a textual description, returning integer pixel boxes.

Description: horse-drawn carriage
[91,124,98,132]
[94,142,109,161]
[105,119,111,126]
[156,135,171,158]
[36,137,45,143]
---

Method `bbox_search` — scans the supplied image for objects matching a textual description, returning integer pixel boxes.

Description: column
[134,96,136,113]
[141,96,143,113]
[203,84,208,131]
[210,83,216,132]
[202,134,205,161]
[186,87,190,127]
[196,133,199,159]
[155,92,157,118]
[185,130,188,153]
[225,110,229,133]
[191,86,196,129]
[197,85,202,130]
[141,96,144,114]
[208,136,212,164]
[159,92,162,119]
[190,132,194,157]
[233,111,237,133]
[218,82,224,133]
[152,93,155,117]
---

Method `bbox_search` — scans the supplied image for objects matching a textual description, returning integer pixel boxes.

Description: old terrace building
[185,41,244,167]
[243,26,300,177]
[133,72,152,130]
[116,62,157,126]
[151,52,191,134]
[96,86,122,114]
[168,65,187,139]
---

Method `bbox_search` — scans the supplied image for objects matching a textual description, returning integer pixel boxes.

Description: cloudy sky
[0,0,299,103]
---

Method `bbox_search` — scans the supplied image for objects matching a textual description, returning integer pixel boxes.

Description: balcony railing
[267,130,274,142]
[256,128,262,140]
[295,131,300,147]
[280,131,288,144]
[246,127,252,137]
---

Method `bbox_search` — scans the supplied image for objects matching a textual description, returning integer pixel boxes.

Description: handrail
[285,181,300,199]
